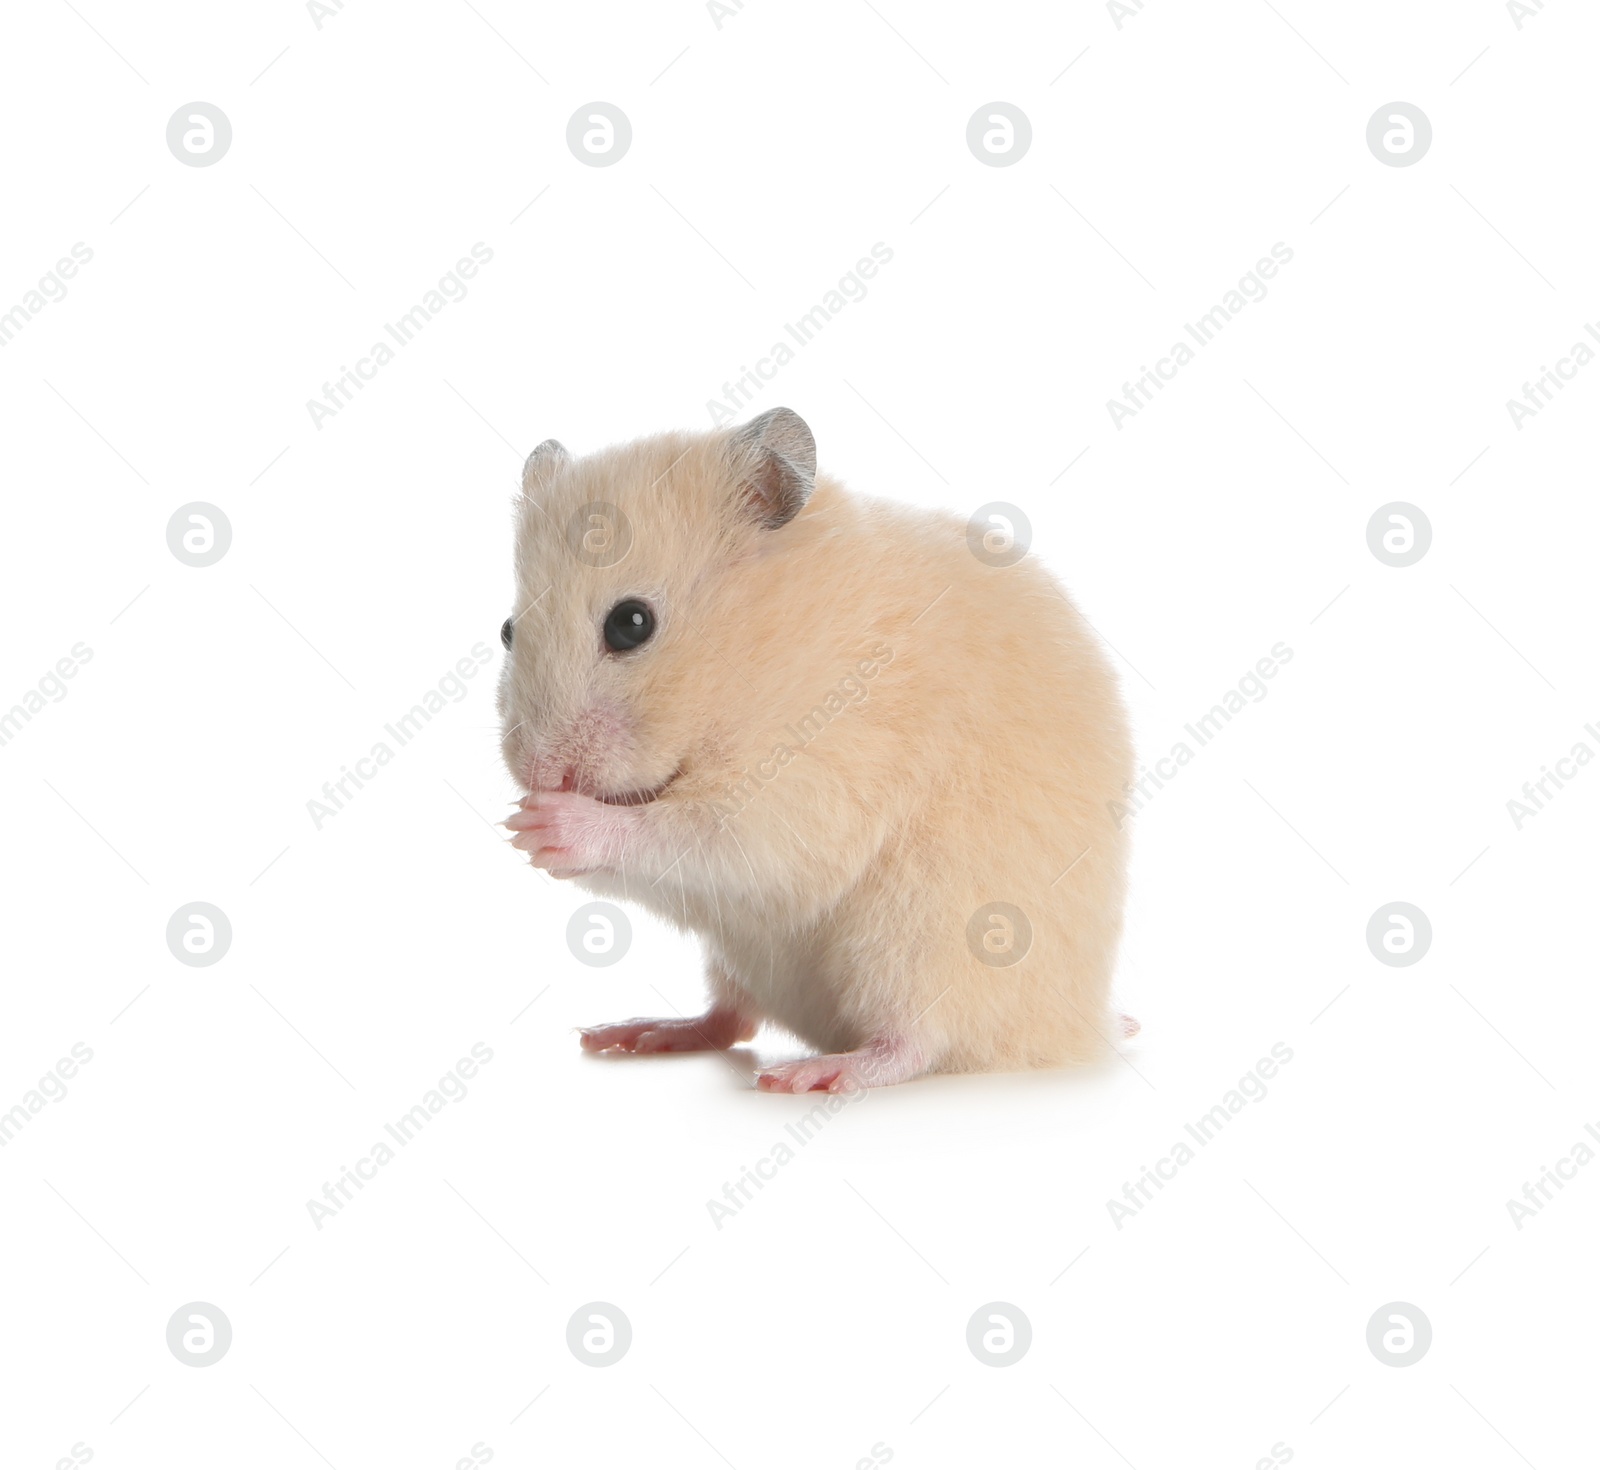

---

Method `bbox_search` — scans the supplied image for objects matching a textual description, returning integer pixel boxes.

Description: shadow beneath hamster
[577,1031,1150,1105]
[578,1042,764,1082]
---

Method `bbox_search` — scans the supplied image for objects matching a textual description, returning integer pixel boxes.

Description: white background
[2,1,1597,1466]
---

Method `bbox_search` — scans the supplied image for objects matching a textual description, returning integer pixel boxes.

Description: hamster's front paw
[503,791,635,877]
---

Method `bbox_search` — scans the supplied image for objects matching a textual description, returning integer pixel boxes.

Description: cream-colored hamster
[498,407,1134,1092]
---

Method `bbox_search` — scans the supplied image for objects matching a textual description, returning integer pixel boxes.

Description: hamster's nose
[528,756,577,793]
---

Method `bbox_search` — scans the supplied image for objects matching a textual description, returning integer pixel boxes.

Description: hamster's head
[497,406,817,804]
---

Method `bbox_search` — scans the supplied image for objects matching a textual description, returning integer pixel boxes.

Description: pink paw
[580,1010,754,1054]
[755,1038,925,1094]
[756,1055,860,1093]
[503,791,634,876]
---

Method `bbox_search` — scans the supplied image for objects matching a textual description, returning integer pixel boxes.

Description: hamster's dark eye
[500,617,514,650]
[603,599,655,653]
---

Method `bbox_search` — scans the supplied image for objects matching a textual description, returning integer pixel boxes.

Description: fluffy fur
[498,409,1132,1090]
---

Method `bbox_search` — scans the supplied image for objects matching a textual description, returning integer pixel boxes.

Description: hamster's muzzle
[520,753,678,808]
[593,769,680,807]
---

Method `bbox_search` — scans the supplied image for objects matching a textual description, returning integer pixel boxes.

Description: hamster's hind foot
[1121,1014,1141,1039]
[579,1005,756,1055]
[755,1035,927,1094]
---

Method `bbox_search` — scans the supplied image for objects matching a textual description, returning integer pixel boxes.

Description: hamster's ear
[728,407,815,529]
[522,438,569,494]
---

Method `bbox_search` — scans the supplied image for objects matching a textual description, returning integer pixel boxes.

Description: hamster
[498,407,1134,1092]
